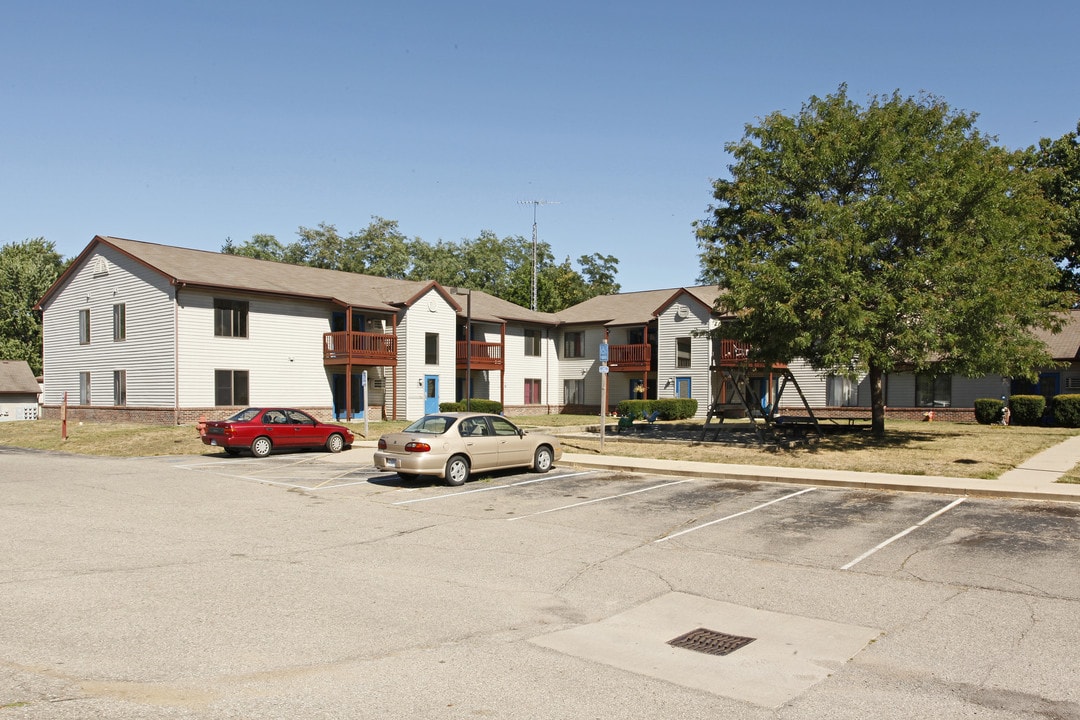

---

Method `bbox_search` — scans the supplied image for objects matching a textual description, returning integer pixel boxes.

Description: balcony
[323,331,398,366]
[607,343,652,373]
[714,339,787,369]
[457,340,503,371]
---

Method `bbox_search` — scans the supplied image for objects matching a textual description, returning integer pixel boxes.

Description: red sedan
[201,408,354,458]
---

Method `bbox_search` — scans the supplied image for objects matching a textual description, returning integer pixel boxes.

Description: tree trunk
[869,364,886,437]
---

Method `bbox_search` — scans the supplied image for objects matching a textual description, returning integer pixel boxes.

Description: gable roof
[1033,310,1080,361]
[555,285,722,327]
[0,360,40,394]
[39,236,559,326]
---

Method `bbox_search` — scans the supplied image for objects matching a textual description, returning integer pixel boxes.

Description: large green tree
[1029,121,1080,295]
[696,87,1071,436]
[0,238,66,375]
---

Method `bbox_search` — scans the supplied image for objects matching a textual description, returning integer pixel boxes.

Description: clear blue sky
[3,0,1078,292]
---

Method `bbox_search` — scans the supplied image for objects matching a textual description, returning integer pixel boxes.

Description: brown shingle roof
[555,285,722,326]
[44,236,559,326]
[1032,310,1080,360]
[0,360,40,394]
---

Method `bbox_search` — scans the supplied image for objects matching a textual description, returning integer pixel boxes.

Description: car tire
[325,433,345,453]
[250,436,272,458]
[223,447,242,457]
[532,445,554,473]
[444,455,470,486]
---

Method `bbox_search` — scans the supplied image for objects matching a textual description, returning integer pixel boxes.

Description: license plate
[385,457,398,468]
[210,440,218,446]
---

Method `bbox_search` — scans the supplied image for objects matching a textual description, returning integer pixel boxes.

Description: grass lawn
[1,415,1078,481]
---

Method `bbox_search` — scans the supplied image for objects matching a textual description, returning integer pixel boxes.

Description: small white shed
[0,360,41,421]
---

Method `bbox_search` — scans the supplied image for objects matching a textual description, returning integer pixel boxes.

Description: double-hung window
[563,331,584,358]
[79,309,90,345]
[425,333,439,364]
[676,337,692,368]
[524,329,541,357]
[214,299,248,338]
[113,370,127,406]
[215,370,250,406]
[113,304,126,341]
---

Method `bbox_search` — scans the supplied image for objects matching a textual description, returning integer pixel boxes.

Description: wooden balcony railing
[607,343,651,372]
[457,341,503,371]
[323,331,398,365]
[715,339,786,369]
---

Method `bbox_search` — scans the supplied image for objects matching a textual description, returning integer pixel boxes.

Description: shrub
[439,399,503,413]
[1009,395,1046,426]
[1052,394,1080,428]
[614,398,698,420]
[973,398,1005,425]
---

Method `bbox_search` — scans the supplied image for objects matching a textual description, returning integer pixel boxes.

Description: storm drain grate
[667,628,756,656]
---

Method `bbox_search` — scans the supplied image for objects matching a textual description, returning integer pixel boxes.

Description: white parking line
[392,471,595,505]
[507,479,693,521]
[654,487,817,543]
[840,497,966,570]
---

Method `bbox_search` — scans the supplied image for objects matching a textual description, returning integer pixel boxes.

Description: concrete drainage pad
[530,592,881,709]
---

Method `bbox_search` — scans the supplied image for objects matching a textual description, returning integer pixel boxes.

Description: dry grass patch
[562,421,1079,479]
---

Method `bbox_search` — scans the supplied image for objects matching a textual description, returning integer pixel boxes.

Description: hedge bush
[439,399,503,413]
[614,398,698,420]
[973,398,1006,425]
[1009,394,1046,426]
[1052,394,1080,428]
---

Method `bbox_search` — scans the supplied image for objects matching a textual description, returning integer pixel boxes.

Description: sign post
[361,371,369,439]
[599,341,609,451]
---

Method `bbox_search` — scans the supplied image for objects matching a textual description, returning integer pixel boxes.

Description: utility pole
[518,199,559,311]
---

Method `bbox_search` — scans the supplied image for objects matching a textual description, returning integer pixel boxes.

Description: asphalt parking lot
[2,447,1079,719]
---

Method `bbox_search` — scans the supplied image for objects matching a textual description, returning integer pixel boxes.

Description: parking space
[177,452,1080,589]
[8,450,1075,717]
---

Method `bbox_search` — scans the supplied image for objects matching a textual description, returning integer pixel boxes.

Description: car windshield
[403,415,454,435]
[228,408,262,422]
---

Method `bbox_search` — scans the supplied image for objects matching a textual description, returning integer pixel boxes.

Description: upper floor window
[563,331,584,358]
[425,333,439,364]
[676,337,692,368]
[915,374,951,408]
[113,304,126,341]
[524,329,541,357]
[79,309,90,345]
[214,299,248,338]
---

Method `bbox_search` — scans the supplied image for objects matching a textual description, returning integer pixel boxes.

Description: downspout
[174,282,182,424]
[500,323,506,410]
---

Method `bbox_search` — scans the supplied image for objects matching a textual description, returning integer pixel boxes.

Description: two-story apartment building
[35,236,1080,424]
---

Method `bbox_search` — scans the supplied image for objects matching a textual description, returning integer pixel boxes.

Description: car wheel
[532,445,554,473]
[250,436,272,458]
[223,447,242,457]
[444,455,470,486]
[325,433,345,453]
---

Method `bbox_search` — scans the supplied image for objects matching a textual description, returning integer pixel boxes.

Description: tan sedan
[374,412,562,486]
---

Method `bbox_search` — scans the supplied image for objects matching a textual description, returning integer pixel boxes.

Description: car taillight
[405,441,431,453]
[378,438,387,450]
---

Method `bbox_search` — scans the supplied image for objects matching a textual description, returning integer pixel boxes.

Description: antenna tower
[518,199,560,311]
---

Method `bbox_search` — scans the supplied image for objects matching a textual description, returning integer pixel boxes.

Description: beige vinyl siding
[40,246,176,407]
[176,289,335,407]
[502,325,555,407]
[656,297,712,418]
[784,359,828,407]
[557,325,605,406]
[396,290,458,419]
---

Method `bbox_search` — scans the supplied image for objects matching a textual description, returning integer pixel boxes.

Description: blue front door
[675,377,691,399]
[424,375,440,415]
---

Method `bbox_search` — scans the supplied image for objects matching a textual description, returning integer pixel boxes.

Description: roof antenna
[518,199,560,311]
